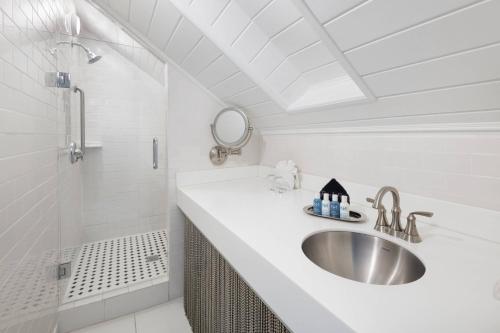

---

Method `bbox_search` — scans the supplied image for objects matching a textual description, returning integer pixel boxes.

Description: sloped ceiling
[75,0,166,84]
[84,0,374,114]
[82,0,500,129]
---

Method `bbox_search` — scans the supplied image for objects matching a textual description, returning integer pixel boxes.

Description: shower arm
[50,40,101,64]
[56,40,92,54]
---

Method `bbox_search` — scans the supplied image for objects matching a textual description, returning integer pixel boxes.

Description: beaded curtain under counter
[184,219,290,333]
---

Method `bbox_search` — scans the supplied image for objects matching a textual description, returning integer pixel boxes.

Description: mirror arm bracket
[228,147,241,155]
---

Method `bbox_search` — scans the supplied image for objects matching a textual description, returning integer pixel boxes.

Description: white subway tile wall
[0,0,68,332]
[260,132,500,212]
[69,36,169,242]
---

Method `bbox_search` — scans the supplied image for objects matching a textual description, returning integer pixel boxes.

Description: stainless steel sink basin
[302,231,425,285]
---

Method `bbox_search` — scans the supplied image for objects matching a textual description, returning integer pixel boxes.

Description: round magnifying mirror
[211,108,251,148]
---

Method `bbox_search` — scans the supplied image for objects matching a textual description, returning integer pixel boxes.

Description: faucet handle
[402,211,434,243]
[409,211,434,218]
[366,198,390,232]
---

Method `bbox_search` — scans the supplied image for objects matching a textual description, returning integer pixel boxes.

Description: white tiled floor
[70,298,192,333]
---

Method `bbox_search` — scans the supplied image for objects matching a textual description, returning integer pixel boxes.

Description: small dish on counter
[303,205,367,223]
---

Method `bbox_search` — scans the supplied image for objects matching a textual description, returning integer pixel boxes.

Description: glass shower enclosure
[0,1,169,331]
[55,22,169,333]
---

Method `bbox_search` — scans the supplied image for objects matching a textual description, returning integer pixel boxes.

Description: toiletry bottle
[313,193,322,215]
[321,193,330,216]
[340,195,350,219]
[330,194,340,218]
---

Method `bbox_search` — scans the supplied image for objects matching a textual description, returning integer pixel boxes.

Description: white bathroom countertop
[176,167,500,333]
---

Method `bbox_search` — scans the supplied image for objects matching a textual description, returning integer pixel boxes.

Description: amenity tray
[303,205,367,223]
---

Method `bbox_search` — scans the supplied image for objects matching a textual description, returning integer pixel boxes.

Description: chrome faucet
[366,197,390,232]
[402,211,434,243]
[369,186,434,243]
[371,186,402,236]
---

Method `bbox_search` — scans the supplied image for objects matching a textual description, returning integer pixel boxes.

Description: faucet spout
[372,186,400,209]
[372,186,402,235]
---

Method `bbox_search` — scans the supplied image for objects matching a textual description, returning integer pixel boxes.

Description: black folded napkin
[320,179,350,203]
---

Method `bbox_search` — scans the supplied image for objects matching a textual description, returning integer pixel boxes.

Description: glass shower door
[56,30,169,319]
[0,3,65,332]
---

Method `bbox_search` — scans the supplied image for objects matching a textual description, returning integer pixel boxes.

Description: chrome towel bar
[153,137,158,169]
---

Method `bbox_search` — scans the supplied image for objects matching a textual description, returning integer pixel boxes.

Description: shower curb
[57,279,169,332]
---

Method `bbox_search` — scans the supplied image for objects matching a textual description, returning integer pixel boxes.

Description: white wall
[70,36,169,242]
[261,129,500,212]
[167,65,261,298]
[252,0,500,215]
[0,0,67,332]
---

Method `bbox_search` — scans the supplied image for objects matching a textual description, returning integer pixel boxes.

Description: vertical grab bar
[153,137,158,169]
[69,86,85,163]
[74,86,85,158]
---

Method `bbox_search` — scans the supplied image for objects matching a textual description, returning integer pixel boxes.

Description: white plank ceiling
[76,0,166,84]
[84,0,500,128]
[85,0,370,115]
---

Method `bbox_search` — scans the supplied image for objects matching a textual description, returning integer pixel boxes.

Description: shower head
[54,41,103,64]
[73,42,102,64]
[85,49,102,64]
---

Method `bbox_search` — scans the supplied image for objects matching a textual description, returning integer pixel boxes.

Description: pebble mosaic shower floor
[63,230,168,303]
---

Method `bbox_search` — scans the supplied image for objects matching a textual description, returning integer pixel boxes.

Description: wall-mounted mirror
[209,108,253,165]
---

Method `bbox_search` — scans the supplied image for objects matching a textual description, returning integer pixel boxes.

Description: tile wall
[0,0,68,332]
[261,130,500,212]
[69,35,169,242]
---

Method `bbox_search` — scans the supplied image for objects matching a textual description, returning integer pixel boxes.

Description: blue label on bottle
[313,199,322,214]
[330,202,340,218]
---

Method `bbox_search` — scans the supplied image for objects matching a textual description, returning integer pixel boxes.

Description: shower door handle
[153,137,158,169]
[70,86,85,164]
